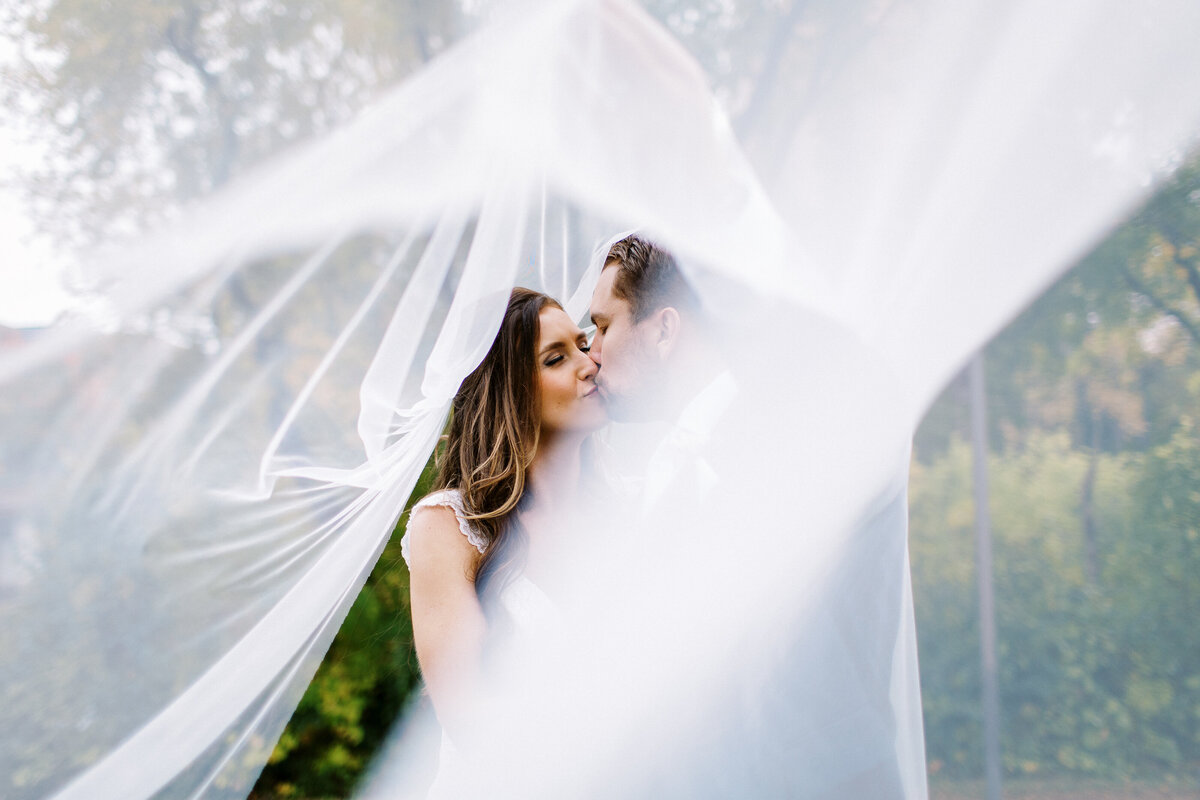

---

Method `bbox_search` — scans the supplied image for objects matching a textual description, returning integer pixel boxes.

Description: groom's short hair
[604,235,699,322]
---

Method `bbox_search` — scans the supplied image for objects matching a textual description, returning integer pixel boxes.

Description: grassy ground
[930,776,1200,799]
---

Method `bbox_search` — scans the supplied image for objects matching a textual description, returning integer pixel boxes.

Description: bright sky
[0,29,73,329]
[0,159,73,328]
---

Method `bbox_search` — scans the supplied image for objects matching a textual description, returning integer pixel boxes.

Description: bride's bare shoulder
[405,488,487,571]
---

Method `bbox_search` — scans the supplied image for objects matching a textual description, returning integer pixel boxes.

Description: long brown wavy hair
[432,287,560,606]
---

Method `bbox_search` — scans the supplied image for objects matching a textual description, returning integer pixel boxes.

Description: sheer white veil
[2,0,1200,798]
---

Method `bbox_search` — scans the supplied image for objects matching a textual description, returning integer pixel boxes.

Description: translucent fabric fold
[2,0,1199,798]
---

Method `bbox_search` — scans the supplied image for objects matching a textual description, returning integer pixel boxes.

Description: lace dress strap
[400,488,488,566]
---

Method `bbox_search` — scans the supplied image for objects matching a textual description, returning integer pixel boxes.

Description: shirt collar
[674,369,737,442]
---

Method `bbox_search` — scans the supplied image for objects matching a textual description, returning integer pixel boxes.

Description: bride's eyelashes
[542,339,591,368]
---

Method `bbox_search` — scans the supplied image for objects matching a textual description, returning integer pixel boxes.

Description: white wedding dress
[401,489,561,797]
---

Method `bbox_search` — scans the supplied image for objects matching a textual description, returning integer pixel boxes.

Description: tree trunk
[1080,408,1101,587]
[969,353,1004,800]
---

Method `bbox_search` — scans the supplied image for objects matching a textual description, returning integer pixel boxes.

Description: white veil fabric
[2,1,1200,798]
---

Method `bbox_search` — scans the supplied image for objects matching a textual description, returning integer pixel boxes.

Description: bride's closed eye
[544,349,588,368]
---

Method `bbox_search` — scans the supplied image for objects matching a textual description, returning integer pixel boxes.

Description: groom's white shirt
[641,369,737,511]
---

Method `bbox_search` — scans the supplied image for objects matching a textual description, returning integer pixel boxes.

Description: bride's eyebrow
[538,331,587,356]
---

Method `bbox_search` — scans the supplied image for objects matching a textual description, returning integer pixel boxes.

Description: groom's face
[588,265,658,421]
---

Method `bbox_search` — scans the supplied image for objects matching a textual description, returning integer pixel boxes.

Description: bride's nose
[578,353,598,381]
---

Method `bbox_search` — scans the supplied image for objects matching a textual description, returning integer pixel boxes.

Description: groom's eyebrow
[590,311,608,326]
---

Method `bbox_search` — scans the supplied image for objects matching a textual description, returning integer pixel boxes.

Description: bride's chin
[572,408,609,433]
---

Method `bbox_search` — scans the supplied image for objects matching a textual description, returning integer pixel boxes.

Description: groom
[587,235,737,510]
[587,234,909,799]
[587,236,724,424]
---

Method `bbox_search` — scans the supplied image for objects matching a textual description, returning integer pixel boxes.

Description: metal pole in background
[968,353,1003,800]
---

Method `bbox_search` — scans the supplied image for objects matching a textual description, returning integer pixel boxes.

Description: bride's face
[536,306,606,436]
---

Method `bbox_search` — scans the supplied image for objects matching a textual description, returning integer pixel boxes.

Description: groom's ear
[652,306,681,359]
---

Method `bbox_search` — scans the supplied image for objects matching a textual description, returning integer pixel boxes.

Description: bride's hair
[432,286,559,604]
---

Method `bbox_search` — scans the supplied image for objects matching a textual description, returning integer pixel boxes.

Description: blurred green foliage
[912,430,1200,778]
[913,156,1200,782]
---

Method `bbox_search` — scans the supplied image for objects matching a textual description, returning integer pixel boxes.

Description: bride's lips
[582,385,600,399]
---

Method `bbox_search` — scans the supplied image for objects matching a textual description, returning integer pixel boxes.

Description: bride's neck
[527,431,585,509]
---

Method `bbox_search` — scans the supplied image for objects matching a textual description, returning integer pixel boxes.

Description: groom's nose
[588,331,603,365]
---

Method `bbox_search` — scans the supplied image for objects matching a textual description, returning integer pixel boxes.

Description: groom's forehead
[594,263,619,295]
[590,267,631,318]
[589,295,631,325]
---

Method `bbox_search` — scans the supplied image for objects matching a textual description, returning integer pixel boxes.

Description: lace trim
[400,488,488,566]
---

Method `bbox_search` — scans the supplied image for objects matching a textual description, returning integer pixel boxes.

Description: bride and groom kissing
[398,234,740,792]
[399,234,908,798]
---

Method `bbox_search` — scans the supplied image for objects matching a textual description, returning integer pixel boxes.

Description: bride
[399,287,606,794]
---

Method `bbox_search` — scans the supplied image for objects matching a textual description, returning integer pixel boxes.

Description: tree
[913,150,1200,786]
[3,0,463,250]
